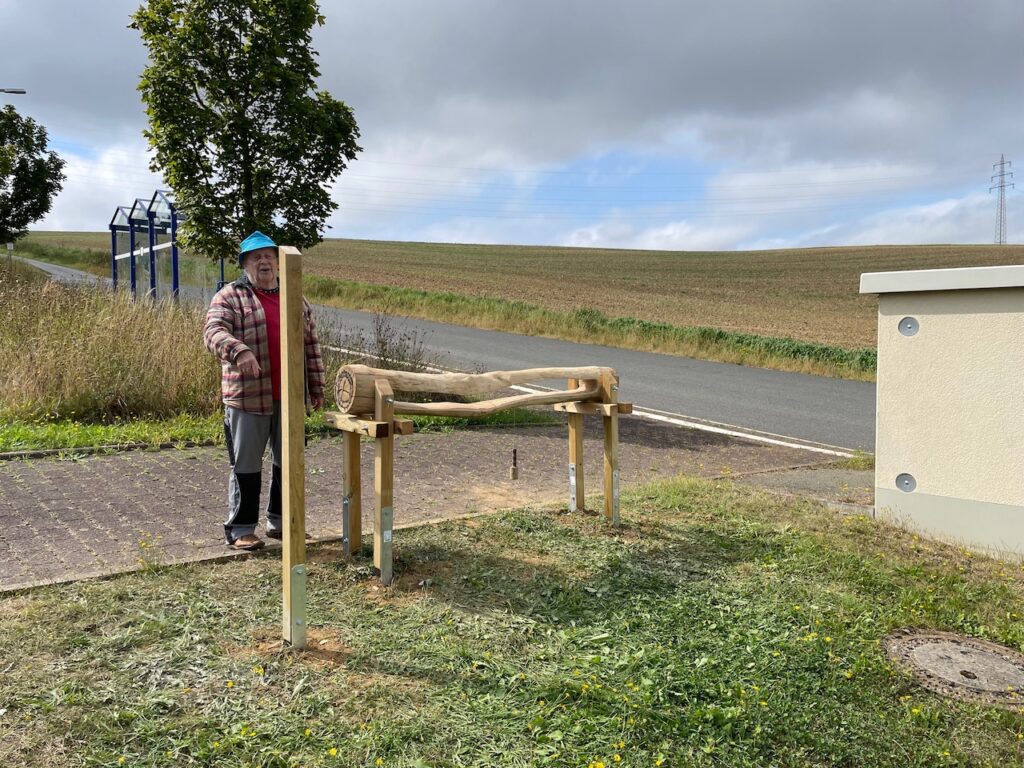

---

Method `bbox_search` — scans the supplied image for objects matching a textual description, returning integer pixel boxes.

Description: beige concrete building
[861,264,1024,559]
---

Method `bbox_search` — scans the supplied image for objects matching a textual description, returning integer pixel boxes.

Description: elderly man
[203,231,326,550]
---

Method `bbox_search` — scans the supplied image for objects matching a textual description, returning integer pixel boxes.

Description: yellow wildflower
[226,680,234,688]
[328,747,338,757]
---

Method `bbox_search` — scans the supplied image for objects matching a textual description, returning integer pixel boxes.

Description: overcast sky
[4,0,1023,250]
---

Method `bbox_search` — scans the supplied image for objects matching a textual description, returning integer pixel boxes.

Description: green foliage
[0,106,65,243]
[15,240,109,275]
[131,0,361,260]
[602,314,878,373]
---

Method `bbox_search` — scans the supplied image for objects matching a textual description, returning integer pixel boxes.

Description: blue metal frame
[109,228,117,289]
[128,198,157,298]
[148,190,180,299]
[108,206,133,295]
[111,191,195,301]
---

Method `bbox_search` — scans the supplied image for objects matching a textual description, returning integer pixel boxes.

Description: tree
[131,0,361,260]
[0,106,66,244]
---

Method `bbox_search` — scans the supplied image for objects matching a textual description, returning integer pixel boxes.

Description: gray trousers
[223,403,282,540]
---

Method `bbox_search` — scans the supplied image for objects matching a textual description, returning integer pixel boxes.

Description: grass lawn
[3,477,1023,766]
[0,409,558,454]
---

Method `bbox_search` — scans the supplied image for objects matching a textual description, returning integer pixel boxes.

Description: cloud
[44,141,164,232]
[562,218,751,251]
[6,0,1022,248]
[741,193,1003,249]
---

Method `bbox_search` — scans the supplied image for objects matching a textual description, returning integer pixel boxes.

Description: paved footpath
[0,417,842,592]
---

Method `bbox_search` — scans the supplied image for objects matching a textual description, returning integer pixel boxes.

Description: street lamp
[0,89,25,94]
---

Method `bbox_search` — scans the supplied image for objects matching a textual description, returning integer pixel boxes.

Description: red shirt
[254,289,281,400]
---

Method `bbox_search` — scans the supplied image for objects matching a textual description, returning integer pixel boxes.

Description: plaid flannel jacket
[203,275,326,415]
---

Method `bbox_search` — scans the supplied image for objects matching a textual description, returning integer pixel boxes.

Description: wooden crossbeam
[553,401,633,416]
[323,412,415,437]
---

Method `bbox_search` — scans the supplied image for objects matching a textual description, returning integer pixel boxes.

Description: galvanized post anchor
[287,564,307,649]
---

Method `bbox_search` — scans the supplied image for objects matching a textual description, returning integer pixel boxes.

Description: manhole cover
[884,629,1024,709]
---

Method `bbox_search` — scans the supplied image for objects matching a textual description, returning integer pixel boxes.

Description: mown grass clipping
[3,478,1024,766]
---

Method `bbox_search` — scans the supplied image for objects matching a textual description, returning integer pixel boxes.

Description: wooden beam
[553,401,633,416]
[279,245,307,648]
[374,379,395,585]
[393,418,415,436]
[600,369,620,526]
[323,412,416,437]
[323,412,389,437]
[390,381,600,417]
[335,364,613,414]
[342,431,361,557]
[568,378,584,513]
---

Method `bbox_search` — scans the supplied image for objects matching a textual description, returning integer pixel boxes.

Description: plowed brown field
[28,232,1024,348]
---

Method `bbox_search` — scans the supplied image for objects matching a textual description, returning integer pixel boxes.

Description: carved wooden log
[393,380,600,416]
[334,364,611,416]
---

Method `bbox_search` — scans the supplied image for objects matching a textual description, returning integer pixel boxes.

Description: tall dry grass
[0,265,220,421]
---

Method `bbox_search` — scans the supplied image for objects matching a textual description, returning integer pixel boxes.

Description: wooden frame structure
[326,363,631,586]
[277,246,629,648]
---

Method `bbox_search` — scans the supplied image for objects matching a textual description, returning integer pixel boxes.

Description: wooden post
[342,431,361,556]
[374,379,395,585]
[279,246,307,648]
[600,370,620,526]
[568,378,585,512]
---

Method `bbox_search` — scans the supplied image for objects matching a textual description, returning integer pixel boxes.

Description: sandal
[228,534,265,551]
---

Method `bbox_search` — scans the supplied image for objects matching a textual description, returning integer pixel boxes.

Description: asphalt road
[314,307,876,452]
[20,255,876,452]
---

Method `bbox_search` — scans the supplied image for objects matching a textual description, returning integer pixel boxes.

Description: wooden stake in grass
[279,245,307,649]
[600,369,620,526]
[342,431,361,556]
[374,379,395,585]
[568,378,584,512]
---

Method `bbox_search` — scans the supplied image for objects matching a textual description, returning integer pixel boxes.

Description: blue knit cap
[238,231,277,265]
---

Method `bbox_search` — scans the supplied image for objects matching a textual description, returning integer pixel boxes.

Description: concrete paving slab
[0,416,830,592]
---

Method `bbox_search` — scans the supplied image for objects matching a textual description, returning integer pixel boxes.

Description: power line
[990,154,1014,244]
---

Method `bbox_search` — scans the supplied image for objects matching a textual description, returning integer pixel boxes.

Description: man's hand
[310,394,325,410]
[235,350,261,378]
